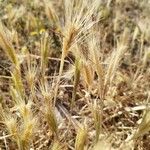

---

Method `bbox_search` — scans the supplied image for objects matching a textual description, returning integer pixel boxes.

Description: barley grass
[0,0,149,149]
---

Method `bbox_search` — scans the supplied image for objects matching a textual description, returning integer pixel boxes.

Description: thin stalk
[53,47,66,106]
[71,58,81,109]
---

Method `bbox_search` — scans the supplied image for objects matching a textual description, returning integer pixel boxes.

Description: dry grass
[0,0,150,149]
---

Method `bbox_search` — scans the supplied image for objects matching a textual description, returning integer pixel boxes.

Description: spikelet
[132,26,139,43]
[44,106,58,136]
[63,26,78,56]
[25,56,38,93]
[91,101,102,143]
[0,105,21,148]
[40,32,50,75]
[0,22,24,99]
[11,70,24,100]
[18,102,37,150]
[0,22,19,68]
[18,102,32,122]
[142,47,150,68]
[75,125,87,150]
[105,28,129,89]
[19,117,37,150]
[26,12,38,32]
[71,58,81,108]
[0,104,18,139]
[10,86,24,107]
[39,79,54,106]
[82,61,94,88]
[88,32,104,99]
[44,0,61,30]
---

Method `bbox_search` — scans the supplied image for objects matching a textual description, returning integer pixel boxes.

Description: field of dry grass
[0,0,150,149]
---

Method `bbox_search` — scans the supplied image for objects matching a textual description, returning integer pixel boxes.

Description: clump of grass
[0,90,37,150]
[54,0,102,104]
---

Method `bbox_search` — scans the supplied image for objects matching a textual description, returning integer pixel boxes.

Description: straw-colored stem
[54,46,66,105]
[71,58,81,109]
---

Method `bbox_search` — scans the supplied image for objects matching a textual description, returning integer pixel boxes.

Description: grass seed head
[0,22,19,67]
[75,125,88,150]
[44,106,58,136]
